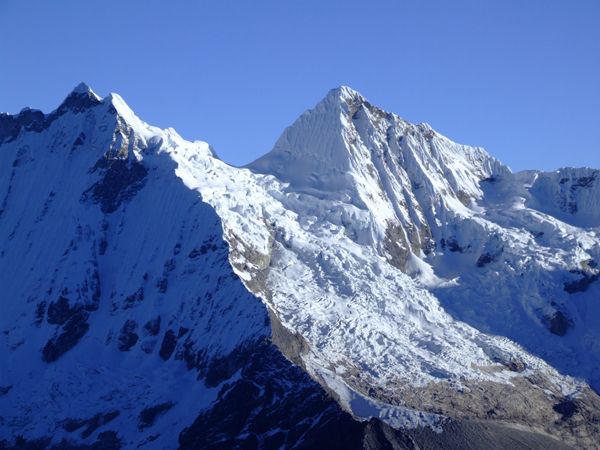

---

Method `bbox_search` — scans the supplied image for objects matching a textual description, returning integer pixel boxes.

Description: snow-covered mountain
[1,84,599,449]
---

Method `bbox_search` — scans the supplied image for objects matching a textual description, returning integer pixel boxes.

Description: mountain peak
[67,82,102,104]
[323,86,371,114]
[328,85,364,101]
[3,84,600,449]
[72,81,93,95]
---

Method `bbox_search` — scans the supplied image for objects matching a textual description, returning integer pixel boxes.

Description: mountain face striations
[1,84,599,449]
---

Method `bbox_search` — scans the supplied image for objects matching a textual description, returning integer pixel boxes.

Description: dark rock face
[80,412,120,439]
[187,242,219,259]
[203,342,256,388]
[564,272,599,293]
[159,329,177,361]
[177,327,188,338]
[138,402,173,429]
[476,252,495,268]
[382,222,410,272]
[0,90,101,144]
[178,343,365,450]
[0,436,52,450]
[506,359,526,373]
[475,245,503,268]
[156,277,168,293]
[143,316,161,336]
[268,307,309,370]
[63,419,88,433]
[548,311,573,336]
[71,132,86,152]
[175,334,264,389]
[117,320,139,351]
[42,272,101,360]
[56,90,102,116]
[81,159,148,214]
[0,431,122,450]
[46,272,101,320]
[553,399,578,420]
[0,386,13,396]
[47,296,82,325]
[34,301,47,326]
[41,311,90,362]
[0,114,20,144]
[15,109,46,134]
[123,287,144,310]
[440,236,471,254]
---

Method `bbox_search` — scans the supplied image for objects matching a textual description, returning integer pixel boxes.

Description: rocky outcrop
[41,311,90,362]
[80,118,148,214]
[0,85,101,144]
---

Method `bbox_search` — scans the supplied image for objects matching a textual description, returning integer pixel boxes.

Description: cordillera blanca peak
[1,84,600,449]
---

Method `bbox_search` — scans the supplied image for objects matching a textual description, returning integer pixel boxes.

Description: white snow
[2,84,600,445]
[160,86,597,427]
[0,90,268,448]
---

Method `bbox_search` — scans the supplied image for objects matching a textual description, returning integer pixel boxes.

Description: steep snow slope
[247,87,600,394]
[1,84,600,449]
[168,87,600,445]
[249,87,504,271]
[0,85,277,448]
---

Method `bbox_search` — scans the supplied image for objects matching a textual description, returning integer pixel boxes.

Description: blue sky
[1,1,598,172]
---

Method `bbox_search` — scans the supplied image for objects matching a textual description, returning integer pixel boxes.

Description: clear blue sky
[1,1,598,172]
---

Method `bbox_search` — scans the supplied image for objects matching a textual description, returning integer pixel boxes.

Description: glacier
[0,83,599,449]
